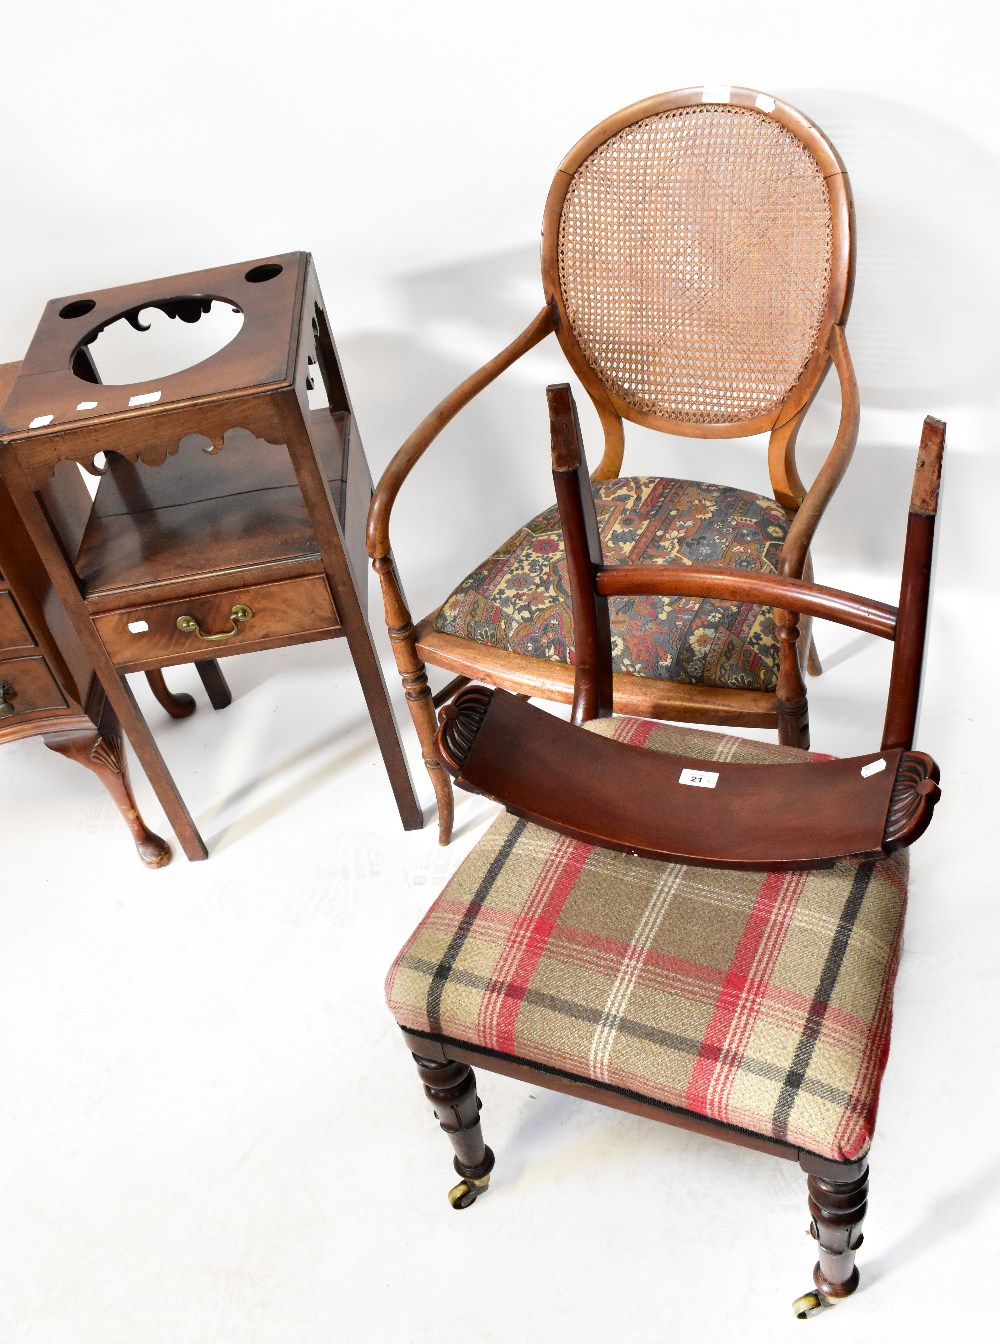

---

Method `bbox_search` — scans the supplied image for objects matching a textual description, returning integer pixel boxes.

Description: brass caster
[448,1173,490,1210]
[793,1291,836,1320]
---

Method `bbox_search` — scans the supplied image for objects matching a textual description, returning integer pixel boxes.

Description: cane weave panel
[387,717,908,1163]
[433,476,787,692]
[557,105,833,424]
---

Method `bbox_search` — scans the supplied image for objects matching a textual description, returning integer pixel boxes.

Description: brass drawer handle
[176,604,254,642]
[0,679,15,718]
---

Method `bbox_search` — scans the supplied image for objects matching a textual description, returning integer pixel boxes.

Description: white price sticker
[860,759,887,779]
[679,768,719,789]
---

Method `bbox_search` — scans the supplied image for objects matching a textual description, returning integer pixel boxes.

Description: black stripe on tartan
[400,1025,842,1162]
[771,861,876,1144]
[425,816,529,1036]
[403,956,856,1113]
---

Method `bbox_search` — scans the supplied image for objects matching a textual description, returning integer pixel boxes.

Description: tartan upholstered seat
[386,716,908,1164]
[433,477,788,693]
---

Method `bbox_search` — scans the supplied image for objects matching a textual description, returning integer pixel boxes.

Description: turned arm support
[366,305,556,563]
[776,325,860,580]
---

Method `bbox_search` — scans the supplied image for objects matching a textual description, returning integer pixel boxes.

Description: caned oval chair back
[541,89,854,471]
[368,88,861,847]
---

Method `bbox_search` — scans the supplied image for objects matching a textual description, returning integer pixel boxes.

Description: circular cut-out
[76,299,244,386]
[245,263,283,283]
[60,299,97,319]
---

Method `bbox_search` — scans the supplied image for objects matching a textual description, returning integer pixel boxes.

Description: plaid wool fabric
[386,718,909,1163]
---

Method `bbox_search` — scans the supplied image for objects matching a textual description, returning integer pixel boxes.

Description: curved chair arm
[778,324,860,580]
[597,564,897,640]
[366,305,557,563]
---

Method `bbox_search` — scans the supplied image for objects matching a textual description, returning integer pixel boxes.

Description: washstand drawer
[0,591,35,655]
[93,575,340,668]
[0,656,67,718]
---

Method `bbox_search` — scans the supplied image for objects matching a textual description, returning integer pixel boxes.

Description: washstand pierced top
[0,253,420,859]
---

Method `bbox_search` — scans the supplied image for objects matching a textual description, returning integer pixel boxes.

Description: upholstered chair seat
[385,402,944,1318]
[433,478,788,693]
[387,717,907,1166]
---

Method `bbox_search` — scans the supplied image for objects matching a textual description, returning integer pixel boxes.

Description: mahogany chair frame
[368,87,858,845]
[437,388,942,869]
[399,389,944,1317]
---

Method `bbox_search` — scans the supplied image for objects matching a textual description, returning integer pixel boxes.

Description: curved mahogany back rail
[436,688,940,869]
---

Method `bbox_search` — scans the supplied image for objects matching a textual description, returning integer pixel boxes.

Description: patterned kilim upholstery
[433,477,788,693]
[386,717,908,1163]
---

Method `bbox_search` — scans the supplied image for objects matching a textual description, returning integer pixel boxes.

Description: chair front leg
[775,607,810,749]
[412,1054,494,1209]
[794,1160,869,1317]
[373,553,454,843]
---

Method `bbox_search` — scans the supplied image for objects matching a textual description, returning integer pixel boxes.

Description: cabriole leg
[794,1163,869,1319]
[412,1054,494,1209]
[43,719,171,869]
[144,669,196,719]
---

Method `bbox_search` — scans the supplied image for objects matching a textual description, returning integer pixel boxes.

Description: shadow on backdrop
[785,88,1000,409]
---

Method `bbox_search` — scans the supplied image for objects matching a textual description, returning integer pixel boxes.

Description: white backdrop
[1,3,996,1341]
[3,4,996,644]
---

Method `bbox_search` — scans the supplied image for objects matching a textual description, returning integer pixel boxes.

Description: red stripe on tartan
[830,908,906,1161]
[705,869,804,1121]
[610,717,658,748]
[477,835,591,1055]
[425,896,872,1057]
[744,979,869,1054]
[683,868,802,1122]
